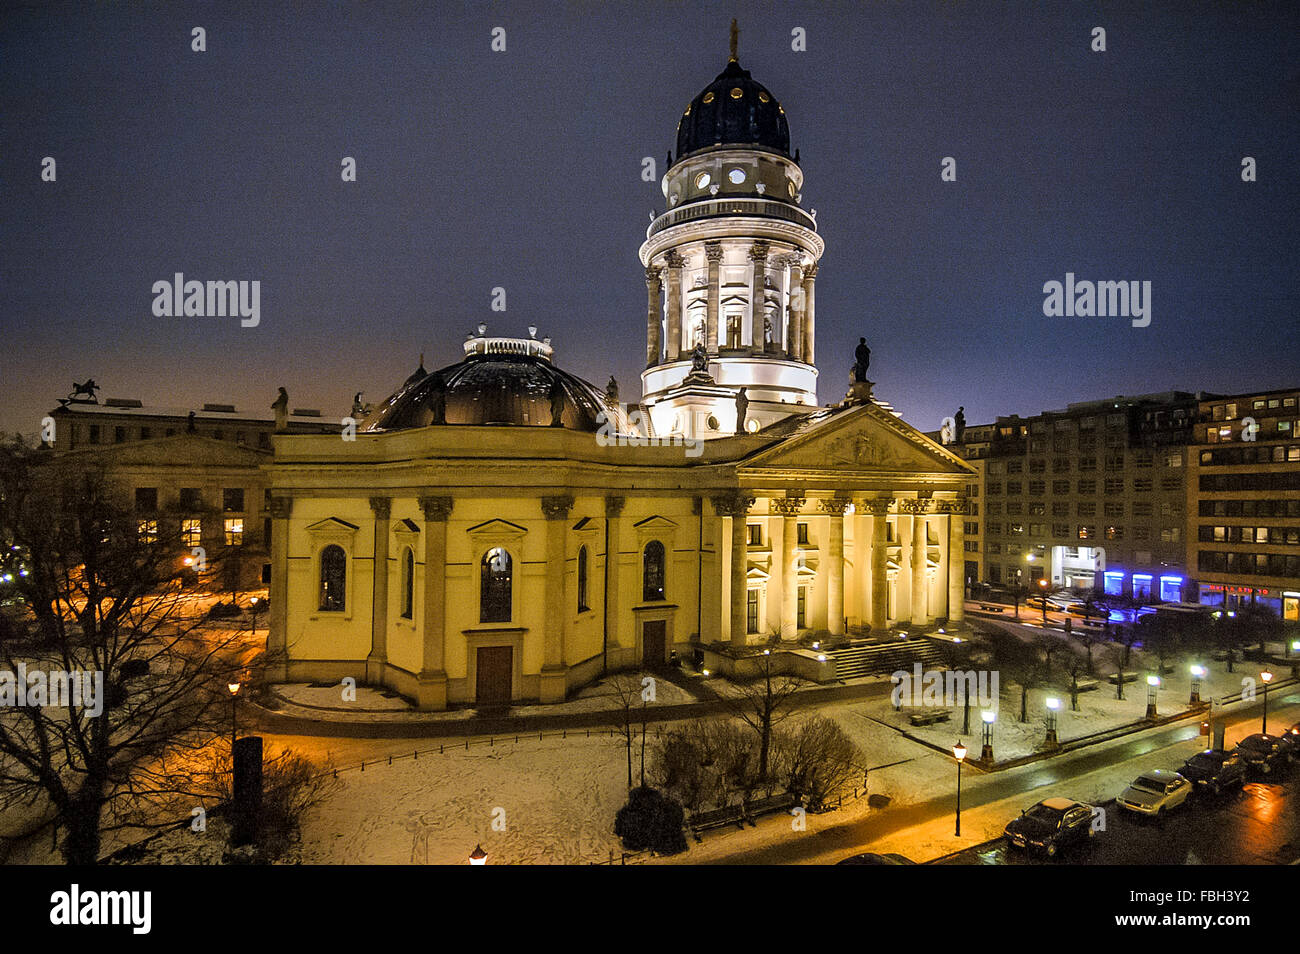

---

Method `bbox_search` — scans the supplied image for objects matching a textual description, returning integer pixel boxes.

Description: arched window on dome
[577,545,589,613]
[643,540,666,602]
[400,546,415,620]
[480,547,512,623]
[319,545,346,612]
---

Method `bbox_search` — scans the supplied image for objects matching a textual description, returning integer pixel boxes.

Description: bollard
[230,736,264,847]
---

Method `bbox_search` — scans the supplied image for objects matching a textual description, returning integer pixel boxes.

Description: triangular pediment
[633,515,679,531]
[739,403,973,477]
[466,518,527,536]
[306,517,359,533]
[57,433,270,468]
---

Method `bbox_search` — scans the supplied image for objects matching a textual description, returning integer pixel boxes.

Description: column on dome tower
[705,242,723,352]
[645,265,662,367]
[788,258,805,362]
[665,251,686,361]
[748,242,768,355]
[802,262,818,365]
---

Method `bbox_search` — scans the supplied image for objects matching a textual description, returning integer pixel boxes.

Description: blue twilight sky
[2,0,1297,436]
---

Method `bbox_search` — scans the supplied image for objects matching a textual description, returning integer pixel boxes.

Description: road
[704,694,1300,864]
[941,768,1299,865]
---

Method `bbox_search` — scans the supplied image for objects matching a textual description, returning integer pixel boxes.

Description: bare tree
[771,716,866,811]
[721,651,803,782]
[0,450,247,864]
[606,673,647,791]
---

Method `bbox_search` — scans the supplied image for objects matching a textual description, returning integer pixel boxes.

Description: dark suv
[1235,734,1288,775]
[1276,724,1300,761]
[1004,798,1096,857]
[1179,749,1247,795]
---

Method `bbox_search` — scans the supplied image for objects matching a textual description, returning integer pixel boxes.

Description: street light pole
[227,680,241,747]
[1261,670,1273,734]
[952,740,967,836]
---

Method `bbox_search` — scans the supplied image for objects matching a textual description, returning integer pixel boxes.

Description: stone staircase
[828,638,947,680]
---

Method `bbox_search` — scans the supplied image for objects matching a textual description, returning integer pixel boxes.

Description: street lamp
[227,680,242,746]
[469,844,488,865]
[980,709,996,762]
[1045,697,1061,748]
[1145,674,1160,719]
[1014,566,1023,619]
[1037,577,1049,625]
[952,740,967,837]
[1189,665,1206,706]
[249,596,262,633]
[1260,669,1273,734]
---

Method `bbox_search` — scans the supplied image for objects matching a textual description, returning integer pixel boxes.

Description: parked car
[1234,734,1288,775]
[836,852,916,865]
[1004,797,1096,857]
[1279,724,1300,761]
[1179,749,1247,795]
[1117,769,1192,816]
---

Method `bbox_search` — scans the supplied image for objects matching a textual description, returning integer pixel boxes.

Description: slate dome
[676,58,791,161]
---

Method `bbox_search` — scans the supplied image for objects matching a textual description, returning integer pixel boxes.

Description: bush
[207,747,338,861]
[207,601,241,620]
[771,717,865,811]
[613,786,687,855]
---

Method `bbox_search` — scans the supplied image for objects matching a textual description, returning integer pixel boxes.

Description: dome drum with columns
[640,33,822,442]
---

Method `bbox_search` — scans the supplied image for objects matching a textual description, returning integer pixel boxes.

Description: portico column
[906,498,931,627]
[948,501,966,623]
[819,497,850,636]
[665,252,685,361]
[801,262,817,365]
[748,242,768,353]
[712,493,753,645]
[416,495,452,709]
[705,242,722,352]
[644,266,662,367]
[773,494,806,638]
[604,495,625,657]
[365,496,392,684]
[540,495,574,703]
[788,259,805,361]
[267,496,292,680]
[867,498,892,631]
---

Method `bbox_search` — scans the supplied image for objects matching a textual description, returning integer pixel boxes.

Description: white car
[1117,769,1191,816]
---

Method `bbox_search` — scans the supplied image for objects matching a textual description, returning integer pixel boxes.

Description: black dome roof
[363,346,624,433]
[676,59,791,160]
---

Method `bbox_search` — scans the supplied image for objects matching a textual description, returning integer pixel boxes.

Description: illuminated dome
[364,332,626,432]
[676,58,791,161]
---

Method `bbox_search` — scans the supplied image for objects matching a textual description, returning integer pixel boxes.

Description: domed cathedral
[264,28,975,712]
[641,22,821,440]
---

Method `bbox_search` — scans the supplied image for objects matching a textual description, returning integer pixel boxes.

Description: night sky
[3,1,1297,438]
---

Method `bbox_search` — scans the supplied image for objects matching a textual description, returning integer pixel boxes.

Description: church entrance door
[475,646,513,706]
[641,620,667,669]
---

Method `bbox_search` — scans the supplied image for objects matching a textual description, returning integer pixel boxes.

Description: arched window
[319,544,346,611]
[643,540,666,602]
[577,545,589,612]
[400,546,415,620]
[480,547,512,623]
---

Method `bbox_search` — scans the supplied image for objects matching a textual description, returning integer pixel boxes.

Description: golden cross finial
[729,19,739,62]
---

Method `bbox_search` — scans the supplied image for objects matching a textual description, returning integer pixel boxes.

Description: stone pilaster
[943,500,967,624]
[266,496,292,679]
[903,497,932,627]
[645,266,663,367]
[540,494,574,702]
[819,497,850,636]
[705,242,722,352]
[604,495,625,652]
[712,493,754,645]
[416,495,452,709]
[772,494,806,638]
[864,497,893,631]
[365,496,392,684]
[665,252,685,362]
[748,242,768,354]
